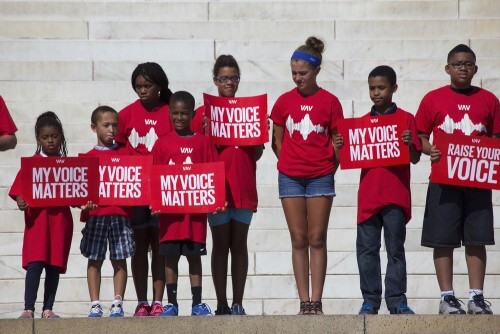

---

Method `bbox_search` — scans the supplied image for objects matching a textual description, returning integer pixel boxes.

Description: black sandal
[298,301,311,315]
[310,301,323,315]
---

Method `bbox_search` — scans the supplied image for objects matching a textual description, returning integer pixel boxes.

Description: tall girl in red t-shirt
[10,112,73,319]
[192,55,263,315]
[270,37,344,315]
[115,62,173,316]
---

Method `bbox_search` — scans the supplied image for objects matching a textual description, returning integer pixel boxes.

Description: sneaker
[215,304,232,315]
[161,303,179,316]
[150,303,164,316]
[191,303,213,316]
[439,295,466,314]
[358,304,378,315]
[19,310,34,319]
[88,304,103,318]
[134,303,151,317]
[391,305,415,315]
[110,304,124,317]
[231,304,247,315]
[41,310,60,318]
[467,294,493,315]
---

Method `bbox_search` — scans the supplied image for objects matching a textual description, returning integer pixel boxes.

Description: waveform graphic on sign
[286,114,327,140]
[437,114,486,136]
[128,128,159,152]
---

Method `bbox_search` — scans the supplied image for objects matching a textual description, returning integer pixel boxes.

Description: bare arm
[418,133,441,162]
[402,130,421,164]
[0,134,17,151]
[271,124,284,159]
[331,128,341,172]
[254,145,264,161]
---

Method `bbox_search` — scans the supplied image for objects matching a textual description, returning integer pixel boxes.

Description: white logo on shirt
[128,128,158,152]
[437,114,486,136]
[286,114,328,140]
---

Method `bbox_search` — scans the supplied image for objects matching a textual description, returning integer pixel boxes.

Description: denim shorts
[278,172,336,198]
[208,208,253,227]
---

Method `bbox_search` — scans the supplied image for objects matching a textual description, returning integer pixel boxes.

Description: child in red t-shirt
[80,106,135,318]
[335,66,421,315]
[115,62,173,316]
[415,44,499,315]
[10,112,72,319]
[270,36,344,315]
[192,55,263,316]
[152,91,219,316]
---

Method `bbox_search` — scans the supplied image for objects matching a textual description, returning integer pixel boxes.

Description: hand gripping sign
[203,93,269,146]
[21,156,99,207]
[150,161,226,214]
[95,155,152,206]
[431,133,499,190]
[337,113,409,169]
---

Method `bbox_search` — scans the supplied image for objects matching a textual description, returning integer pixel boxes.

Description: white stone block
[209,1,457,21]
[470,39,500,58]
[0,40,214,62]
[89,21,334,41]
[0,62,93,81]
[337,20,500,40]
[0,21,87,39]
[460,0,500,19]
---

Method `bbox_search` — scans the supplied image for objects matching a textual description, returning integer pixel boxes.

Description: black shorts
[421,182,494,248]
[130,206,158,229]
[159,240,207,257]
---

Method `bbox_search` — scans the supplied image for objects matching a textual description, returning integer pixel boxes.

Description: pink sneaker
[150,303,164,316]
[19,310,34,319]
[134,303,151,317]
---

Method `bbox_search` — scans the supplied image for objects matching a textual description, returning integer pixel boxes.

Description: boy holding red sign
[415,44,500,315]
[335,66,421,315]
[80,106,135,318]
[152,91,219,316]
[10,112,72,319]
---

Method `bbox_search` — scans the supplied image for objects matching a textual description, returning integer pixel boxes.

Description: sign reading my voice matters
[431,133,499,190]
[337,113,409,169]
[203,93,269,146]
[150,162,226,214]
[92,155,152,206]
[21,156,99,207]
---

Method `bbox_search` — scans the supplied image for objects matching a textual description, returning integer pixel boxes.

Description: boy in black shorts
[415,44,499,315]
[152,91,219,316]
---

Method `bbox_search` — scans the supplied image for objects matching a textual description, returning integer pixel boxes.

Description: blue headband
[291,51,321,67]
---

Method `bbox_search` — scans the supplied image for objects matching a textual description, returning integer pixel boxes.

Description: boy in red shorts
[415,44,499,315]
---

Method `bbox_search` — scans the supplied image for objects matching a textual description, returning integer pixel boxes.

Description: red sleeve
[492,96,500,135]
[191,106,206,135]
[270,95,286,126]
[0,96,18,136]
[116,105,130,145]
[330,96,344,131]
[9,170,23,200]
[415,93,434,135]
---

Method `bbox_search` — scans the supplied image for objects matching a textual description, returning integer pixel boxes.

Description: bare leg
[230,220,250,306]
[433,247,454,291]
[87,259,104,302]
[281,197,309,303]
[111,259,127,299]
[306,196,332,310]
[465,245,486,289]
[210,224,231,306]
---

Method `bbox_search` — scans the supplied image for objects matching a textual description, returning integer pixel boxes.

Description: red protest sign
[150,161,226,213]
[21,156,99,207]
[431,133,499,190]
[204,93,269,146]
[97,155,152,206]
[337,113,409,169]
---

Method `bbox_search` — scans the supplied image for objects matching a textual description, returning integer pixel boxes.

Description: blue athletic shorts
[208,208,253,227]
[278,172,336,198]
[80,215,135,260]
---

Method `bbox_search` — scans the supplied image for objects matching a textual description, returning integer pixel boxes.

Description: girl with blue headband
[270,36,344,315]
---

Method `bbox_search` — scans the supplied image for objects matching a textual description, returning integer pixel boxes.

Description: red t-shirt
[270,88,344,178]
[79,146,133,220]
[116,99,173,155]
[357,109,422,224]
[9,155,73,273]
[152,131,218,244]
[415,85,500,180]
[191,106,259,211]
[0,96,18,135]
